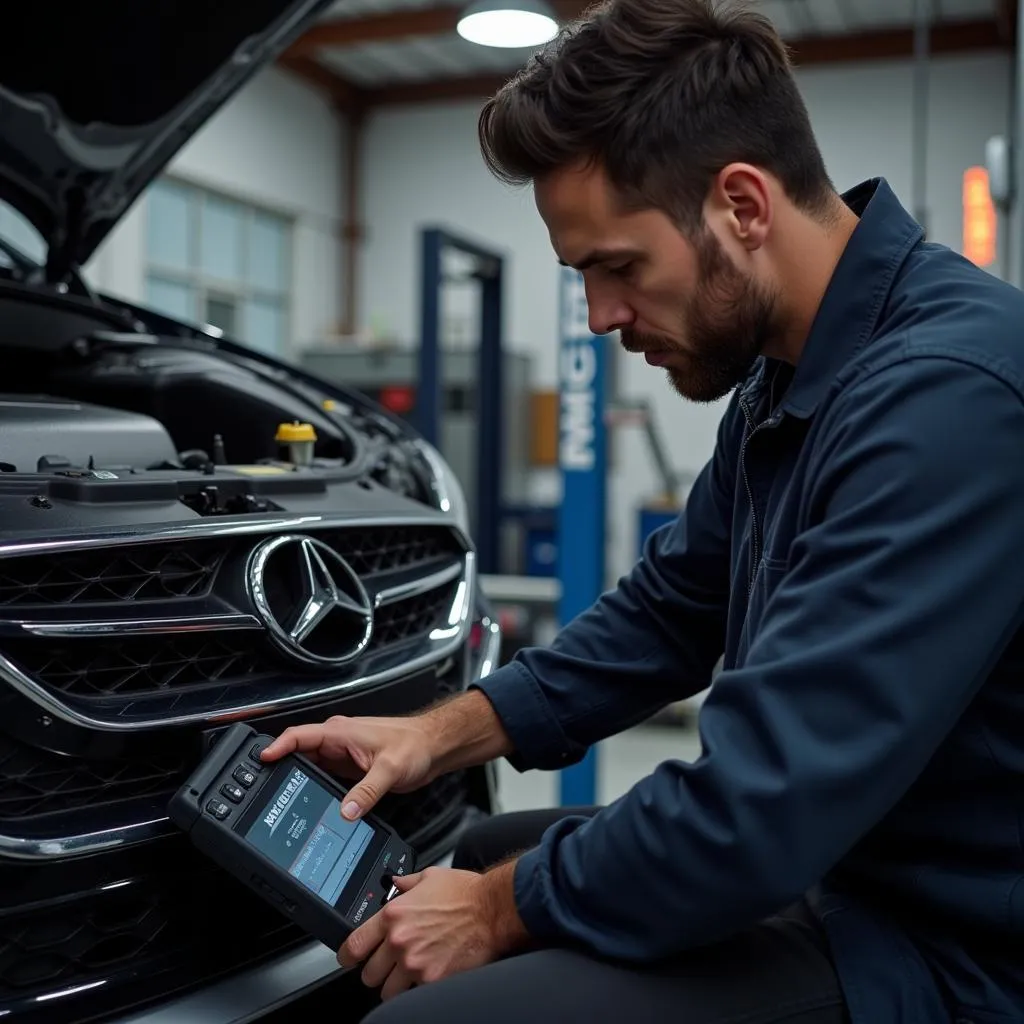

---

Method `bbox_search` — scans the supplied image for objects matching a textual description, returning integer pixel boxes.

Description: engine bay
[0,327,439,519]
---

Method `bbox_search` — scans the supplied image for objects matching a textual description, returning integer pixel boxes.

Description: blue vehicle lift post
[418,227,504,575]
[556,266,608,807]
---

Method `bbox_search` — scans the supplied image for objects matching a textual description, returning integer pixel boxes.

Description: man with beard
[260,0,1024,1020]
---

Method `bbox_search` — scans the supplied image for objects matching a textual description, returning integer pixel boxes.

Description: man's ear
[706,163,772,252]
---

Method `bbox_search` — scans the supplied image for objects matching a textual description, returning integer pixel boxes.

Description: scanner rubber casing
[169,722,417,951]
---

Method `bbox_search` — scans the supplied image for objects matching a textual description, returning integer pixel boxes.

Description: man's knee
[451,807,600,872]
[450,814,514,872]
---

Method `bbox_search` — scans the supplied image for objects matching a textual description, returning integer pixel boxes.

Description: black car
[0,3,502,1020]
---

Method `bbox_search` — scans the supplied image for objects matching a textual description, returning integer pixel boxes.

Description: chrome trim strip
[0,815,173,861]
[0,551,476,733]
[15,613,263,638]
[0,511,471,560]
[373,559,464,607]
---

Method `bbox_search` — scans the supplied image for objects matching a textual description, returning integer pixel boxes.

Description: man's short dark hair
[478,0,836,231]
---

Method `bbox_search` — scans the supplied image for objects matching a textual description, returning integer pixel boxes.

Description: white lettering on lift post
[560,272,597,471]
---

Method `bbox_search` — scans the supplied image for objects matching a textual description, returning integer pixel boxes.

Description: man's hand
[260,691,513,821]
[339,862,530,1001]
[259,714,436,820]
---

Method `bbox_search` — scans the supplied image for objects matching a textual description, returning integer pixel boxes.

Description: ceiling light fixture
[456,0,559,48]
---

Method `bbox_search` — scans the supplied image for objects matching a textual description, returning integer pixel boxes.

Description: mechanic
[261,0,1024,1019]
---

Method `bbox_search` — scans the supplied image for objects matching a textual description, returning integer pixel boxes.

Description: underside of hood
[0,0,335,283]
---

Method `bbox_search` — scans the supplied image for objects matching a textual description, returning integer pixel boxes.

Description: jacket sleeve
[508,354,1024,959]
[471,397,740,772]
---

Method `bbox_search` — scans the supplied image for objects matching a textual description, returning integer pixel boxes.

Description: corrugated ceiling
[309,0,1000,88]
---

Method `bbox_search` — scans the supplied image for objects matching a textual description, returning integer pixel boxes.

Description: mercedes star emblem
[246,534,374,667]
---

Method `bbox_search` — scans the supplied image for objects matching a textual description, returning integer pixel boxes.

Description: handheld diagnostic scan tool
[169,722,416,951]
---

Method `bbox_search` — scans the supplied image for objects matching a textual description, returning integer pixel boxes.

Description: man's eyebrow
[556,248,642,271]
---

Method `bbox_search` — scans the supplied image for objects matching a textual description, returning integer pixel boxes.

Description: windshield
[0,200,45,268]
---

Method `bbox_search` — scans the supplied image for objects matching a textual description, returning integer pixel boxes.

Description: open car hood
[0,0,334,283]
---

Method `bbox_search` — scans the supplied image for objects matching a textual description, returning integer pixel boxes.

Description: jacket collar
[740,177,923,419]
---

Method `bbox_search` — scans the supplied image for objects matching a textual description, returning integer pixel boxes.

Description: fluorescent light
[457,0,559,48]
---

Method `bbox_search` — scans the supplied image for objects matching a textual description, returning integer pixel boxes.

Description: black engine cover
[0,394,178,473]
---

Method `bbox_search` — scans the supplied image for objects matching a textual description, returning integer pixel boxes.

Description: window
[144,179,292,355]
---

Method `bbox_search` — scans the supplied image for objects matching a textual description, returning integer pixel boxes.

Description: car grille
[0,638,470,828]
[313,524,459,576]
[0,541,224,606]
[0,520,470,716]
[0,525,456,610]
[376,768,468,846]
[0,734,194,821]
[0,858,304,998]
[1,580,458,700]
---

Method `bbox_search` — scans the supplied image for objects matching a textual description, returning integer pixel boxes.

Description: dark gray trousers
[362,807,850,1024]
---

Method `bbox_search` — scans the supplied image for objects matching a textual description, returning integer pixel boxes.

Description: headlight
[414,439,471,535]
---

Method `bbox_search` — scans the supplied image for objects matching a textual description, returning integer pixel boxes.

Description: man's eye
[608,262,633,277]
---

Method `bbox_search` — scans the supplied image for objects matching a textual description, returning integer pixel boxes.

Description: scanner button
[221,783,245,804]
[233,765,257,788]
[206,799,231,821]
[249,744,267,769]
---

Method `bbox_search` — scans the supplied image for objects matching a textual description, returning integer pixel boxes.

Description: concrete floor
[494,720,704,813]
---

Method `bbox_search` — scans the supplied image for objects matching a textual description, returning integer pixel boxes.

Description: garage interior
[0,0,1019,1020]
[133,0,1016,811]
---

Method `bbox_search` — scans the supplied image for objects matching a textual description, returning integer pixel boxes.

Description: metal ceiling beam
[788,15,1005,63]
[357,17,1008,108]
[366,72,514,107]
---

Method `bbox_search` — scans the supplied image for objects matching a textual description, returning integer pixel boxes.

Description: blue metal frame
[418,227,504,575]
[556,266,608,807]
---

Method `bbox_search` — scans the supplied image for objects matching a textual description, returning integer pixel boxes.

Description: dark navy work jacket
[475,178,1024,1024]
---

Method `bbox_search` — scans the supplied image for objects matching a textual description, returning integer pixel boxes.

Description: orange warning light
[963,167,997,268]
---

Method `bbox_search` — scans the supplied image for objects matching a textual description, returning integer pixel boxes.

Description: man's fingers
[359,937,398,989]
[391,871,421,892]
[260,724,329,762]
[380,964,417,1002]
[339,911,386,969]
[341,759,398,820]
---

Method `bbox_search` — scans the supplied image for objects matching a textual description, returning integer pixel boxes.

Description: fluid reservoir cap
[275,421,317,443]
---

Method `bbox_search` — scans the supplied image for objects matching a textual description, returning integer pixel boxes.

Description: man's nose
[585,289,634,336]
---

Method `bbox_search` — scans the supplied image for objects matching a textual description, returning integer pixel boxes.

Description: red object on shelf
[378,385,415,414]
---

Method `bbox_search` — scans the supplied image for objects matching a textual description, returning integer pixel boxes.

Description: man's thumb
[340,762,394,820]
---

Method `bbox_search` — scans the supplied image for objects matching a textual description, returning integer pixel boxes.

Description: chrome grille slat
[15,613,263,638]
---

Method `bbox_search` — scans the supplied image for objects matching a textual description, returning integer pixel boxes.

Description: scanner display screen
[244,765,374,907]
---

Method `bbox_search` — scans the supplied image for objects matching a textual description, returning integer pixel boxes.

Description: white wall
[357,51,1013,582]
[86,65,346,353]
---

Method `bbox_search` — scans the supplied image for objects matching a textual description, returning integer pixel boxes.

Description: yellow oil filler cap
[275,421,317,443]
[275,421,317,466]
